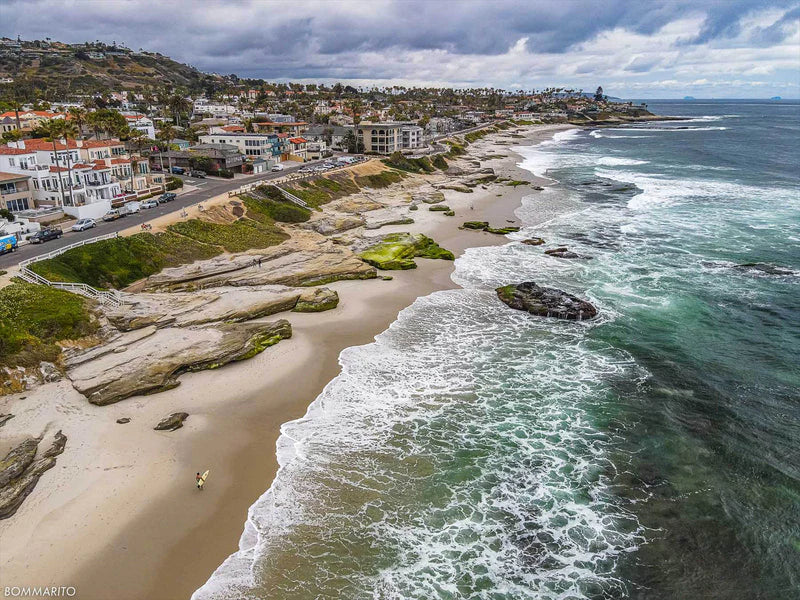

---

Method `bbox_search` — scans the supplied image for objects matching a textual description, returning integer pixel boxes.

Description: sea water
[195,100,800,599]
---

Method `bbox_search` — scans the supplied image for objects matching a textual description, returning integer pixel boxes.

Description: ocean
[194,100,800,600]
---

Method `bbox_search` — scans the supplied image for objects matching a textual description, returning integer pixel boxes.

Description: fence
[17,232,125,308]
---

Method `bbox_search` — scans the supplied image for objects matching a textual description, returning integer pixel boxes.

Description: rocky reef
[496,282,598,321]
[544,247,592,259]
[461,221,521,235]
[359,233,455,270]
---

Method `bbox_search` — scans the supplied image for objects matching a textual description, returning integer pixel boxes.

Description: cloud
[0,0,798,98]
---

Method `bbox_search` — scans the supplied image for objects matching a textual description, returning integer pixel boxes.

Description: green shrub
[431,154,448,170]
[0,282,98,368]
[382,152,435,173]
[165,176,183,191]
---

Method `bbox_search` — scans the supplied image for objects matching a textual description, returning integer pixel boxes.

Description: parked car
[170,166,185,175]
[271,164,285,171]
[158,192,177,203]
[141,199,159,209]
[189,170,206,178]
[71,218,96,232]
[102,209,124,222]
[29,227,63,244]
[124,201,141,214]
[0,234,17,255]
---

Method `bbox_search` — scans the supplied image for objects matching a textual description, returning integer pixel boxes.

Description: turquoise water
[195,101,800,599]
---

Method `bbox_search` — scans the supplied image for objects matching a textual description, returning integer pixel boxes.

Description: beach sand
[0,124,573,599]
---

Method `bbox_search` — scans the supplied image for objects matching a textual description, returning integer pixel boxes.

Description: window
[6,197,29,211]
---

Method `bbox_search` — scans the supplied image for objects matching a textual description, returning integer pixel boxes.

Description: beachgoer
[258,257,262,268]
[196,472,202,488]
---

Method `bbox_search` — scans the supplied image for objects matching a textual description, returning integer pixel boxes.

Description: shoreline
[0,124,574,599]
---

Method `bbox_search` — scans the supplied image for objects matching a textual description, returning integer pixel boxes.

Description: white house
[123,114,156,139]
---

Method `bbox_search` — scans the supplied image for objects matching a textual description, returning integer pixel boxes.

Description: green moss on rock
[429,205,451,212]
[359,233,454,270]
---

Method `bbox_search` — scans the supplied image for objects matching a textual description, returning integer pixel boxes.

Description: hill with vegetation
[0,39,221,98]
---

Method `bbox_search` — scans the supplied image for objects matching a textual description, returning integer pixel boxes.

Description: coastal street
[0,158,325,269]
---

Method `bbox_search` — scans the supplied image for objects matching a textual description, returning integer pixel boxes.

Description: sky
[1,0,799,98]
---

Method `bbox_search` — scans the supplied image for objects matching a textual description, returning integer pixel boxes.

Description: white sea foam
[597,157,649,166]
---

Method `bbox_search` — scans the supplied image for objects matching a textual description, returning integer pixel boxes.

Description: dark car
[170,166,185,175]
[29,227,63,244]
[159,192,177,203]
[189,170,206,178]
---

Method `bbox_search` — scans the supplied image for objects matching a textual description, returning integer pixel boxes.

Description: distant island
[683,96,696,100]
[770,96,782,100]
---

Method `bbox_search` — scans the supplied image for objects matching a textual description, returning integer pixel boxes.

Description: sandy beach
[0,124,573,599]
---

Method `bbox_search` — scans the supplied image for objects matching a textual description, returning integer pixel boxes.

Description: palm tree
[59,120,81,207]
[39,119,68,208]
[168,94,190,127]
[86,110,103,139]
[156,123,177,174]
[67,107,88,138]
[123,128,147,194]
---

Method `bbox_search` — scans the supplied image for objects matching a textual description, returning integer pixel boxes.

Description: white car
[71,218,96,232]
[271,164,285,171]
[141,199,159,209]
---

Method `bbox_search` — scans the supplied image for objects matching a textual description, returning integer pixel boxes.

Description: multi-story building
[198,133,281,165]
[287,137,308,161]
[251,121,309,136]
[0,110,65,133]
[123,114,156,139]
[401,125,424,149]
[0,172,33,212]
[357,122,403,154]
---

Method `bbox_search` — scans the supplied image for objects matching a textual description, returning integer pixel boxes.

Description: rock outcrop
[0,431,67,519]
[106,285,338,332]
[292,288,339,312]
[68,320,292,405]
[461,222,520,235]
[154,412,189,431]
[359,233,455,270]
[496,282,598,321]
[143,232,376,291]
[304,215,365,236]
[521,238,546,246]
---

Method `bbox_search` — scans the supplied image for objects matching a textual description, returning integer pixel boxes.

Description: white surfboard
[198,469,210,489]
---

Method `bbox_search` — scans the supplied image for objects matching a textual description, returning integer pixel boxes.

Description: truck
[0,233,17,255]
[123,201,141,214]
[28,227,63,244]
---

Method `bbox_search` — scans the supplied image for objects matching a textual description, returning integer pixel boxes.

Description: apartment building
[198,132,281,165]
[357,122,403,154]
[0,172,33,212]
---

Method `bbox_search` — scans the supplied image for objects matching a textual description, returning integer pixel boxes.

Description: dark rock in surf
[496,282,598,321]
[544,246,591,259]
[521,238,545,246]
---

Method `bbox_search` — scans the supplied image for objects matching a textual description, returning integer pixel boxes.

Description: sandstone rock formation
[154,412,189,431]
[0,431,67,519]
[68,320,292,405]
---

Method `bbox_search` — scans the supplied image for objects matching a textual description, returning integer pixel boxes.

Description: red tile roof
[0,146,33,155]
[289,137,307,144]
[0,171,31,182]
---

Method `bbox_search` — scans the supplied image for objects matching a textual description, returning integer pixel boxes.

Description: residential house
[304,125,351,151]
[154,144,245,173]
[305,140,329,160]
[0,110,65,132]
[287,137,308,161]
[251,121,309,136]
[198,132,281,166]
[123,114,156,139]
[0,171,33,212]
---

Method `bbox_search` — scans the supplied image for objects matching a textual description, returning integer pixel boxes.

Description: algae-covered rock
[462,221,489,230]
[444,211,455,216]
[496,282,597,321]
[429,205,451,212]
[409,204,419,211]
[293,288,339,312]
[485,226,521,235]
[521,238,546,246]
[359,233,455,270]
[544,247,590,259]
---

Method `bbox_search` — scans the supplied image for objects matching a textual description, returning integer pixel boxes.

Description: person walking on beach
[257,257,262,268]
[196,472,202,488]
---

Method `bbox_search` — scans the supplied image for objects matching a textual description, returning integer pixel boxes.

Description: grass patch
[244,188,311,223]
[283,174,360,209]
[0,282,99,369]
[382,152,436,174]
[169,219,288,253]
[30,232,221,289]
[355,170,405,189]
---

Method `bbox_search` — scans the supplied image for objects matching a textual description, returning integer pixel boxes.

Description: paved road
[0,158,327,269]
[2,122,496,270]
